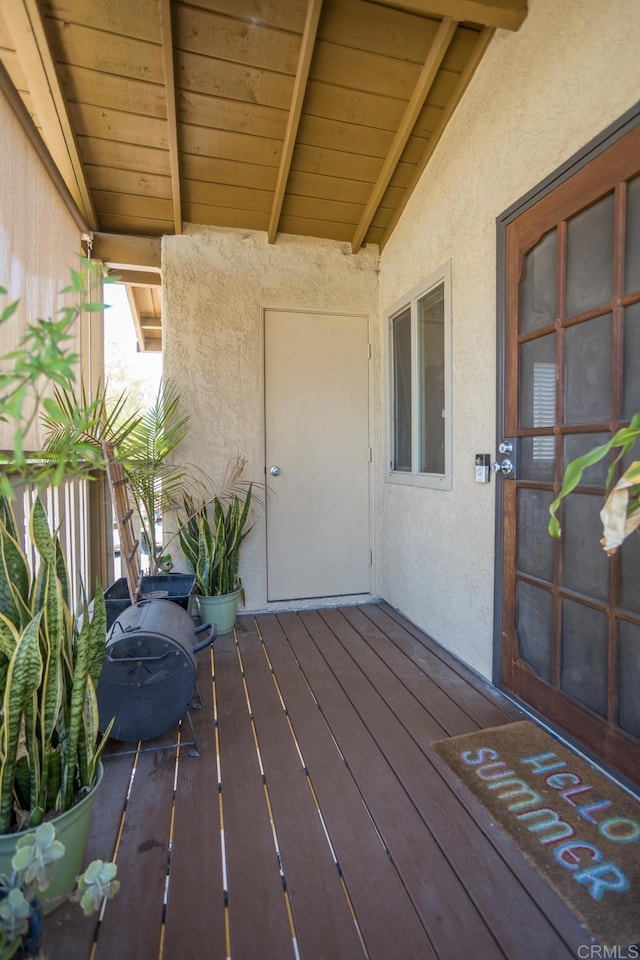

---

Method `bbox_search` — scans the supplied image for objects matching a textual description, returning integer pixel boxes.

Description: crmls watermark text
[577,946,640,958]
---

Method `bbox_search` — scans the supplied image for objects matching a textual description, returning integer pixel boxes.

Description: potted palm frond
[178,485,254,634]
[48,377,195,621]
[48,377,189,574]
[115,379,189,576]
[0,261,118,904]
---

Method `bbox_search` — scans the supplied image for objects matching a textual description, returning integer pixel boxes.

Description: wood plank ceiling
[0,0,527,349]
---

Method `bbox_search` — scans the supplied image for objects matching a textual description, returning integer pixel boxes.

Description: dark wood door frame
[493,101,640,782]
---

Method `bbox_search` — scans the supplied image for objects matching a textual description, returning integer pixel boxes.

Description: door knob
[270,465,281,476]
[491,458,514,477]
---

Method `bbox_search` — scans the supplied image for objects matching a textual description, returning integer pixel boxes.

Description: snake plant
[0,495,111,835]
[179,485,254,598]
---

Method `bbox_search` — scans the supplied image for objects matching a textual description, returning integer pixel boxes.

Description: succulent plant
[0,822,119,959]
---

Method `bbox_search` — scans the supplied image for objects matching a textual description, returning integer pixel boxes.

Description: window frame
[386,260,452,490]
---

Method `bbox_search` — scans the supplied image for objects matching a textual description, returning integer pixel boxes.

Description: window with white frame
[387,261,452,489]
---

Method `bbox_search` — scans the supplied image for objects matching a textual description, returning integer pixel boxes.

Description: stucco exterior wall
[162,229,379,609]
[0,85,85,451]
[377,0,640,677]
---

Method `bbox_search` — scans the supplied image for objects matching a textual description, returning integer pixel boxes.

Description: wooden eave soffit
[269,0,526,249]
[3,0,97,229]
[382,0,527,31]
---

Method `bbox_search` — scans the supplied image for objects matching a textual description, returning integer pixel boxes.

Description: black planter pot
[21,899,43,958]
[104,573,195,628]
[0,893,43,959]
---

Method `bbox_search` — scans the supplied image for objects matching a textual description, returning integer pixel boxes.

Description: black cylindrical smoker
[97,598,216,743]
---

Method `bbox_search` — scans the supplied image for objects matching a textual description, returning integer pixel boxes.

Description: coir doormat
[432,721,640,947]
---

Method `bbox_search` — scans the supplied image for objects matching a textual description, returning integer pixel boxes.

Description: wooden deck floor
[46,602,596,959]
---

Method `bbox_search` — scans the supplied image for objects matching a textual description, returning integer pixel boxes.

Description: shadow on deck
[46,602,597,959]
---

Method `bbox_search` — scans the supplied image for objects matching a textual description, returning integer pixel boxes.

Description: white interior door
[264,310,371,602]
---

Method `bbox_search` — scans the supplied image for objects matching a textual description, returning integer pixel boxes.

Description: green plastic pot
[0,763,103,910]
[195,590,241,634]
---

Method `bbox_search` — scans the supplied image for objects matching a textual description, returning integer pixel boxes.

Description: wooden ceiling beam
[140,315,162,329]
[92,233,162,271]
[378,0,527,31]
[159,0,182,234]
[126,288,163,354]
[3,0,97,229]
[351,16,458,254]
[106,269,161,287]
[379,25,494,250]
[267,0,323,244]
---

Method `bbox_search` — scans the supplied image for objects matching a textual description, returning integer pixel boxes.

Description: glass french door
[501,124,640,784]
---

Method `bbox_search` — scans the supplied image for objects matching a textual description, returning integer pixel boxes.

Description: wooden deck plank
[94,736,177,960]
[319,606,585,958]
[40,603,609,959]
[257,612,436,960]
[45,752,135,958]
[365,602,516,725]
[338,604,488,737]
[214,629,295,960]
[163,649,226,960]
[236,617,366,960]
[293,608,505,958]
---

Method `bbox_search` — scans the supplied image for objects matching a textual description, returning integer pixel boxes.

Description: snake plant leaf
[0,507,31,629]
[78,676,101,787]
[30,505,66,792]
[0,613,19,661]
[0,612,43,833]
[54,535,71,611]
[47,748,61,816]
[0,614,19,708]
[91,717,114,782]
[62,601,93,807]
[87,584,107,689]
[0,495,19,541]
[13,755,30,827]
[29,499,56,565]
[23,686,43,827]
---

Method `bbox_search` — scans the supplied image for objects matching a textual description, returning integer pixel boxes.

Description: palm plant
[116,380,188,574]
[44,378,189,575]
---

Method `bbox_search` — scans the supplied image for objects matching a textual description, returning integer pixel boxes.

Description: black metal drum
[97,598,216,742]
